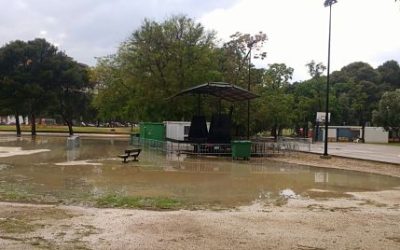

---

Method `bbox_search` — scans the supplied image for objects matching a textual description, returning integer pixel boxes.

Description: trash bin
[231,140,252,160]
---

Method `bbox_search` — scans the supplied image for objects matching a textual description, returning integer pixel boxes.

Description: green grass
[0,218,36,234]
[0,190,30,202]
[96,194,182,210]
[0,125,138,134]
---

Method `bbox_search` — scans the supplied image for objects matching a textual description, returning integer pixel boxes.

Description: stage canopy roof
[169,82,259,102]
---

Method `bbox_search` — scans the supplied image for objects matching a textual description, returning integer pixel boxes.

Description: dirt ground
[0,154,399,250]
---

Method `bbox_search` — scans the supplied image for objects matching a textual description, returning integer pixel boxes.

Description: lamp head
[324,0,338,7]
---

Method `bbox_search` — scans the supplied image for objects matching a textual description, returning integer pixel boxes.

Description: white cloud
[200,0,400,81]
[0,0,239,65]
[39,30,47,36]
[15,0,28,9]
[1,0,399,80]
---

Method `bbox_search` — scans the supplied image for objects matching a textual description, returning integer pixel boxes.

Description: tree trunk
[15,112,21,137]
[271,125,277,141]
[65,120,74,136]
[31,113,36,136]
[304,124,309,138]
[361,121,366,143]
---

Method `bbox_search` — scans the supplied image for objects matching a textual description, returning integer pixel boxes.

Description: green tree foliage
[377,60,400,90]
[332,61,380,84]
[253,63,294,139]
[23,39,60,135]
[217,32,267,135]
[96,15,219,122]
[290,58,400,140]
[0,38,91,136]
[329,62,381,141]
[91,55,131,123]
[93,15,268,135]
[373,89,400,139]
[0,40,29,136]
[49,54,91,135]
[292,76,327,135]
[218,31,267,86]
[92,14,399,140]
[306,60,326,79]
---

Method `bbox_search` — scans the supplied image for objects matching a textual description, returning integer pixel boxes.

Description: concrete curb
[297,150,400,167]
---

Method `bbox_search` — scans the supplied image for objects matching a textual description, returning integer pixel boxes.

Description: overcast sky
[1,0,399,81]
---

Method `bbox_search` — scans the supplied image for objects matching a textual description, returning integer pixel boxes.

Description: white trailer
[164,121,211,141]
[164,121,191,141]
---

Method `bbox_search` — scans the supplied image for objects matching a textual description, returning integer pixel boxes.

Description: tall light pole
[322,0,337,157]
[247,40,256,140]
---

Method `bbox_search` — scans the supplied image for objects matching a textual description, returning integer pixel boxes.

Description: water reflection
[315,172,329,183]
[0,135,399,207]
[66,147,80,162]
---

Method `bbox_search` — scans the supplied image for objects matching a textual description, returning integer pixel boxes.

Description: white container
[164,121,191,141]
[364,127,388,143]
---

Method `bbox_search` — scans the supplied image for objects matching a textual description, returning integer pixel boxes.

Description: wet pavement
[0,135,399,207]
[306,142,400,164]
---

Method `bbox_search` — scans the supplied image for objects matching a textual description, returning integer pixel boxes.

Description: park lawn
[0,125,138,134]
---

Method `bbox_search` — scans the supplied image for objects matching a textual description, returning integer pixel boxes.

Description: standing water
[0,136,399,207]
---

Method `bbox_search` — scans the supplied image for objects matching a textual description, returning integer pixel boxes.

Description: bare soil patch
[0,187,399,249]
[0,153,399,249]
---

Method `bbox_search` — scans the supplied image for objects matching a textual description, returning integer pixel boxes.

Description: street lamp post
[247,40,256,140]
[247,47,251,140]
[322,0,337,157]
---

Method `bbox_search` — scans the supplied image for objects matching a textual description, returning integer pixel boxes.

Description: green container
[231,140,252,160]
[139,122,165,141]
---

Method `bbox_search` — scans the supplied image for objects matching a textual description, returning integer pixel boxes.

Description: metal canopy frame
[169,82,259,102]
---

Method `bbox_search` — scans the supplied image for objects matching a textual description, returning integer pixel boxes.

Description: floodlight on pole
[322,0,337,157]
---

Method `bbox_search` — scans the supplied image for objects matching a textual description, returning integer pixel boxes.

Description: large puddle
[0,136,399,207]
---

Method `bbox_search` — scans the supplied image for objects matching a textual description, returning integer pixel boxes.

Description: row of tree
[260,60,400,140]
[0,39,93,136]
[91,15,400,140]
[1,15,400,139]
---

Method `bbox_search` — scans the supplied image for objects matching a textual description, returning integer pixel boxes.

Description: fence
[131,136,312,156]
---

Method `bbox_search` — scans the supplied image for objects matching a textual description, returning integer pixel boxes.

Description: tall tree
[23,38,59,135]
[256,63,294,139]
[306,60,326,79]
[219,32,267,86]
[373,89,400,139]
[377,60,400,90]
[1,38,93,136]
[91,55,132,123]
[112,15,218,121]
[0,40,30,136]
[217,32,267,135]
[49,53,91,135]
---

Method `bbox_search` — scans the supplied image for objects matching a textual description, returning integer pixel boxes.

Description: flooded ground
[0,135,399,208]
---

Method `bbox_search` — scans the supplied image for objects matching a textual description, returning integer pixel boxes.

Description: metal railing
[277,137,312,152]
[131,137,231,155]
[131,136,312,156]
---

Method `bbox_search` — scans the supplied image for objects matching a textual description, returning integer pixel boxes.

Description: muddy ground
[0,154,399,250]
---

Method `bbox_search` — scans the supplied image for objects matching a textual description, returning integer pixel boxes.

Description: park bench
[118,148,141,163]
